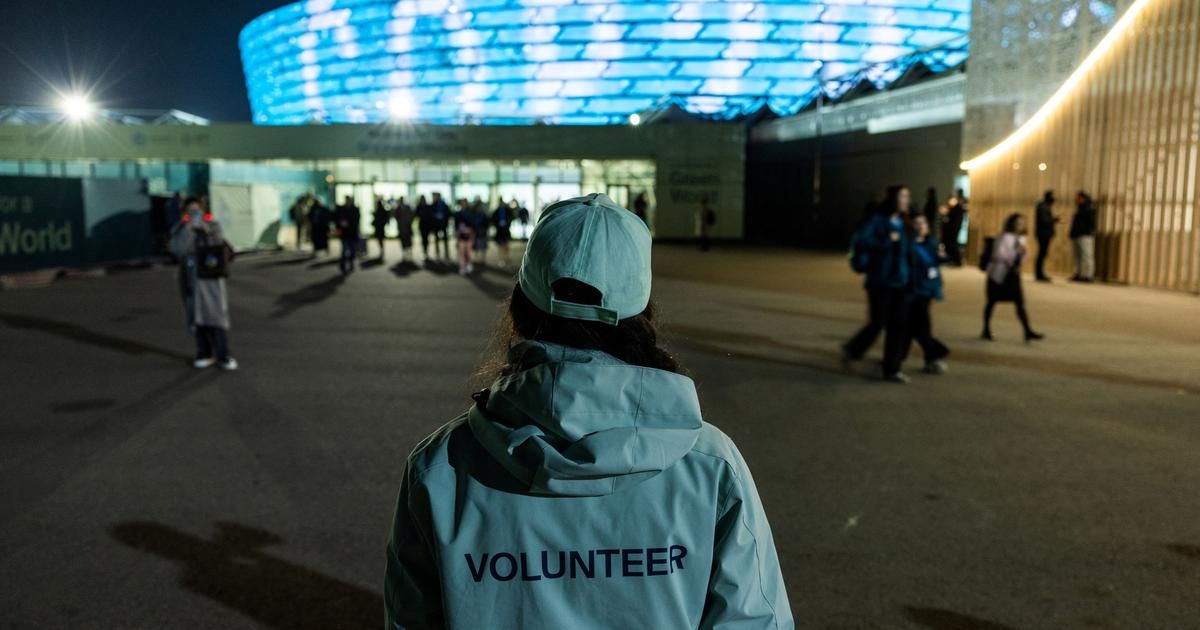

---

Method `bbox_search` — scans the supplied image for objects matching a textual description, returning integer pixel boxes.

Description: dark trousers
[435,228,450,258]
[904,297,949,364]
[983,298,1033,336]
[195,326,229,361]
[1035,234,1053,279]
[844,287,909,375]
[375,232,386,259]
[339,237,357,273]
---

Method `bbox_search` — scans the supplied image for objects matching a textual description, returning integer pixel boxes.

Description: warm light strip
[960,0,1156,171]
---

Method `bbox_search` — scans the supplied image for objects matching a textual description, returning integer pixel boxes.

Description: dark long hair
[878,184,910,215]
[477,280,681,382]
[1003,213,1024,234]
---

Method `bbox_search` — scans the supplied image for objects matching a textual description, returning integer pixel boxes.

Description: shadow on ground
[270,275,347,319]
[903,606,1019,630]
[111,521,380,630]
[0,313,190,361]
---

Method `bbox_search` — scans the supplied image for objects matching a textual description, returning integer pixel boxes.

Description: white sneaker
[193,357,216,369]
[466,264,475,273]
[924,360,948,375]
[883,371,911,384]
[218,358,239,371]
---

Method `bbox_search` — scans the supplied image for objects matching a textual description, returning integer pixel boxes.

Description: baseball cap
[518,193,652,326]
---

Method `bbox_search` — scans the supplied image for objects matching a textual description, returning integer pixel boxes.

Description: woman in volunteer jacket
[385,193,793,630]
[906,215,950,373]
[842,184,913,383]
[982,213,1044,342]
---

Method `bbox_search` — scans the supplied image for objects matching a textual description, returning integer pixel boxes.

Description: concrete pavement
[0,243,1197,629]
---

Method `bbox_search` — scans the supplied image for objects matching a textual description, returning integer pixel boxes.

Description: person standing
[393,196,415,263]
[697,196,715,252]
[906,215,949,374]
[491,196,513,266]
[168,198,237,371]
[431,192,451,260]
[633,191,649,225]
[1069,191,1097,282]
[384,193,792,630]
[453,201,477,275]
[335,195,361,274]
[308,198,331,258]
[415,195,435,261]
[941,194,965,266]
[1034,191,1060,282]
[922,187,939,226]
[982,213,1044,342]
[372,196,391,261]
[843,185,914,383]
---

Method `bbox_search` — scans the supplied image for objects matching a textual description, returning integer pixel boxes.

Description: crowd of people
[288,192,531,275]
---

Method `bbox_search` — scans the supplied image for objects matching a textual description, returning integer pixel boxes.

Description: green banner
[0,176,86,273]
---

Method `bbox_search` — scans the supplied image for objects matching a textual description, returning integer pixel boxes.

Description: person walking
[906,214,949,374]
[384,193,792,630]
[334,195,361,275]
[1034,191,1060,282]
[393,196,415,263]
[168,198,237,371]
[431,192,451,260]
[491,196,513,266]
[941,193,965,266]
[372,196,390,261]
[843,185,914,383]
[982,213,1044,342]
[308,198,331,258]
[1069,191,1097,282]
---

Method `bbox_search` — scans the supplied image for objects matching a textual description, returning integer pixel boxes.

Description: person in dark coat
[415,195,434,260]
[431,192,451,260]
[334,196,361,274]
[633,192,649,225]
[941,194,965,266]
[393,197,415,262]
[905,214,949,374]
[843,185,913,383]
[1034,190,1060,282]
[372,196,391,261]
[491,197,513,266]
[1069,191,1098,282]
[983,213,1043,342]
[922,187,939,227]
[308,198,331,257]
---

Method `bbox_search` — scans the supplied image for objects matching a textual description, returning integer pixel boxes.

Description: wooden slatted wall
[965,0,1200,293]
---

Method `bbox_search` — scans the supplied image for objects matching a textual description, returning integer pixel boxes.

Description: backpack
[848,226,871,274]
[978,236,995,272]
[195,234,232,279]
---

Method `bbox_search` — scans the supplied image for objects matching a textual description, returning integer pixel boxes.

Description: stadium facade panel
[240,0,971,125]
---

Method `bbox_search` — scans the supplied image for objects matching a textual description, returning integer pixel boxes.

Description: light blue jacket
[385,341,793,629]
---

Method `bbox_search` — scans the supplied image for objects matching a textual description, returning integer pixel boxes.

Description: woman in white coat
[169,197,238,370]
[982,213,1044,342]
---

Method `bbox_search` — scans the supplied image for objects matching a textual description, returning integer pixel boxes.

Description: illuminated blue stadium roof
[240,0,971,125]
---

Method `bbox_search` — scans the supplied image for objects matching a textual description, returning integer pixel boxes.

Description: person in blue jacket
[842,184,914,383]
[904,214,949,374]
[385,193,793,630]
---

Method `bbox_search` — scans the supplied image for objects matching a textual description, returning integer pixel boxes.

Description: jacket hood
[467,341,702,497]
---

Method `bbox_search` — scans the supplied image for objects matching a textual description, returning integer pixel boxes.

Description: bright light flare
[628,113,641,126]
[59,93,96,122]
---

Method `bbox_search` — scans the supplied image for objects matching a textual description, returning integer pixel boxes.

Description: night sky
[0,1,289,121]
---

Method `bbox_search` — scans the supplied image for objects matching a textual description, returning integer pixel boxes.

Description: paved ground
[1,242,1198,630]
